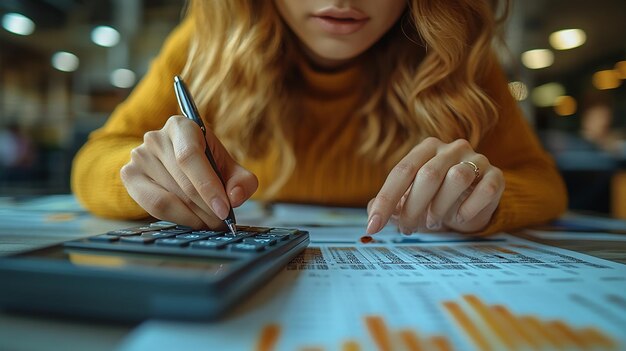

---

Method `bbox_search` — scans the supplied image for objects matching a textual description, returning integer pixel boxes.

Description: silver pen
[173,75,237,235]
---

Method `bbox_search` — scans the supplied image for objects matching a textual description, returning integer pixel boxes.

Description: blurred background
[0,0,625,218]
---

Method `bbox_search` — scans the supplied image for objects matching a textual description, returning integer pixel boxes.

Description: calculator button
[120,236,155,244]
[106,229,142,236]
[89,235,119,242]
[126,226,155,232]
[155,238,191,247]
[190,230,224,237]
[209,236,237,243]
[141,231,176,239]
[231,243,265,252]
[223,232,255,242]
[255,234,290,241]
[190,240,227,250]
[243,237,276,246]
[235,226,270,233]
[175,225,194,231]
[158,229,191,235]
[149,221,177,228]
[176,233,211,241]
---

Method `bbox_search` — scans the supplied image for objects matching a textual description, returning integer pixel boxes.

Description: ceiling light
[521,49,554,70]
[508,81,528,101]
[549,29,586,50]
[52,52,79,72]
[91,26,120,47]
[531,82,565,107]
[592,70,621,90]
[553,96,577,116]
[110,68,136,88]
[2,13,35,36]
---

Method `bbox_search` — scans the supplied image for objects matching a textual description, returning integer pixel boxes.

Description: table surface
[1,195,625,351]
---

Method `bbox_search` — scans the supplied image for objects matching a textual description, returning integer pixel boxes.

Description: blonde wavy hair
[182,0,509,198]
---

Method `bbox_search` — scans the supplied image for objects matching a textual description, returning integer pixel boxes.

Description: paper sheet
[119,229,626,351]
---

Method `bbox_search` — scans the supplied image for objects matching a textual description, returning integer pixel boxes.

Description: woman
[71,0,567,235]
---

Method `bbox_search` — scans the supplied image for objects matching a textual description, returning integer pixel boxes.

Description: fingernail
[366,214,382,234]
[426,214,440,230]
[210,197,229,220]
[229,186,245,206]
[399,226,413,235]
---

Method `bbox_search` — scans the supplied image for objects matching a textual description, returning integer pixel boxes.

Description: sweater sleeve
[71,17,194,219]
[475,59,568,235]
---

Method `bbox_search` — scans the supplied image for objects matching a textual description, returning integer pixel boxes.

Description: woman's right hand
[120,115,258,229]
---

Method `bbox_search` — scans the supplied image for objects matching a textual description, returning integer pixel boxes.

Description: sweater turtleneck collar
[296,56,365,97]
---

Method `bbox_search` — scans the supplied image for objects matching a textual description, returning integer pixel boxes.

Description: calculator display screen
[21,246,235,275]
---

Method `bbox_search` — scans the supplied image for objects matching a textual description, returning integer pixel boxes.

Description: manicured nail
[210,197,229,220]
[229,186,245,206]
[366,214,382,234]
[399,226,413,235]
[426,214,440,230]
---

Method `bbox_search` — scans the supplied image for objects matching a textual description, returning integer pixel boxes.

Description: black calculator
[0,222,309,321]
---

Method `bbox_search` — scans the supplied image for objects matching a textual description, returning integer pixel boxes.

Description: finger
[146,132,220,225]
[398,154,456,233]
[198,125,258,207]
[426,161,478,231]
[456,168,504,224]
[167,117,232,220]
[144,151,222,228]
[368,190,405,219]
[223,162,259,208]
[367,198,375,214]
[398,139,476,233]
[367,138,439,234]
[122,169,205,228]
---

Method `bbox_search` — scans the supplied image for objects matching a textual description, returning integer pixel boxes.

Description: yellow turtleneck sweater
[71,18,567,235]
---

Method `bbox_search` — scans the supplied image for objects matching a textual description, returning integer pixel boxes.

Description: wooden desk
[518,233,626,264]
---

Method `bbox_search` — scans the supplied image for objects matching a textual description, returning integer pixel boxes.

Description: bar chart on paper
[253,294,618,351]
[121,233,626,351]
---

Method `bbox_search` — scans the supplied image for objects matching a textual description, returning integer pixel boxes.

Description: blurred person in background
[580,100,626,158]
[0,123,36,183]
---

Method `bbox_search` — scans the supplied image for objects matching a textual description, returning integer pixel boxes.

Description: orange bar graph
[490,305,539,350]
[443,301,492,351]
[442,295,618,351]
[256,323,281,351]
[341,341,360,351]
[581,328,618,350]
[549,320,589,349]
[463,295,517,350]
[429,336,453,351]
[521,315,565,349]
[398,329,422,351]
[365,316,393,351]
[253,296,618,351]
[254,319,454,351]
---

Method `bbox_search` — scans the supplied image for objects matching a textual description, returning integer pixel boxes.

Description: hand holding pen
[120,76,259,230]
[174,76,239,234]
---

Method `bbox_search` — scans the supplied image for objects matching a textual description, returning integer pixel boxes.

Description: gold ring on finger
[459,161,480,179]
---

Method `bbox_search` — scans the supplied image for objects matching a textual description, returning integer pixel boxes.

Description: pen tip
[174,75,181,83]
[227,222,237,235]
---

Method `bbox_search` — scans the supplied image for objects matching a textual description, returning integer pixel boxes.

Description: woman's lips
[311,8,370,35]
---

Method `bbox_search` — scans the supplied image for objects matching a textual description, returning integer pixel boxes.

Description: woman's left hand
[366,137,505,234]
